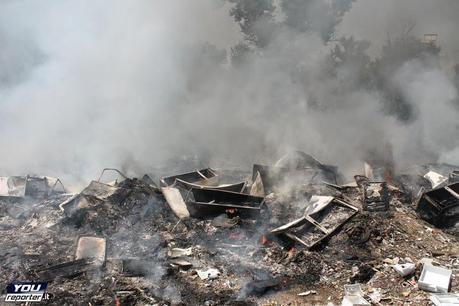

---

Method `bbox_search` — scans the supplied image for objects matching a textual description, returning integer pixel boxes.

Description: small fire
[260,235,269,245]
[384,169,393,184]
[226,208,237,216]
[287,247,296,259]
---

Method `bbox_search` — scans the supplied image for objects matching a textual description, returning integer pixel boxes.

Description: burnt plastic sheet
[160,168,218,187]
[185,188,264,218]
[417,182,459,227]
[271,198,358,249]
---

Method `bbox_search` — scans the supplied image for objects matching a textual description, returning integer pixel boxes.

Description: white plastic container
[392,263,416,277]
[429,293,459,306]
[418,264,452,293]
[341,284,370,306]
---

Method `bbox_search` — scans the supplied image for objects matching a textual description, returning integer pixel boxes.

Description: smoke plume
[0,0,458,187]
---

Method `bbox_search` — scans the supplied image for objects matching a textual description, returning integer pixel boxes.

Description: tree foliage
[225,0,446,123]
[228,0,275,47]
[281,0,355,41]
[370,35,441,121]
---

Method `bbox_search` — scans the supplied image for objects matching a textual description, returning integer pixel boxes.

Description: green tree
[330,36,371,88]
[281,0,355,42]
[228,0,275,48]
[370,35,441,121]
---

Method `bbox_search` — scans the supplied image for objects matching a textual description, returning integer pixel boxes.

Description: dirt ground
[0,167,458,306]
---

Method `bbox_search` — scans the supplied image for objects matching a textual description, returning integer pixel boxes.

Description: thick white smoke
[0,0,239,187]
[0,0,458,188]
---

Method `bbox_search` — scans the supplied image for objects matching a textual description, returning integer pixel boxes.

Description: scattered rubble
[0,154,458,305]
[362,181,389,212]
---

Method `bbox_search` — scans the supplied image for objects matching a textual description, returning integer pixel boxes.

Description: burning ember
[260,235,269,246]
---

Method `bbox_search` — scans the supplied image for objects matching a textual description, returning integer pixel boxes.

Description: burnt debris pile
[1,153,459,305]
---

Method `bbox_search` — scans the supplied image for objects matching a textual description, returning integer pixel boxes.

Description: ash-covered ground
[0,153,458,306]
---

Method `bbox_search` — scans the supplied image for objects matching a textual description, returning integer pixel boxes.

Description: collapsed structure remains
[1,152,459,305]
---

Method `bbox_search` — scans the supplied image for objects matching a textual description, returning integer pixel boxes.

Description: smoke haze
[338,0,459,66]
[0,0,458,188]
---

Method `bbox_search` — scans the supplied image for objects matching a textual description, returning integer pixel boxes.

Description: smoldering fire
[1,1,459,305]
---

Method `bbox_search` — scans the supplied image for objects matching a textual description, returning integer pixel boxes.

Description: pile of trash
[0,152,459,305]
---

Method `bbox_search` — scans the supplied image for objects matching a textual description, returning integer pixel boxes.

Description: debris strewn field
[1,153,458,305]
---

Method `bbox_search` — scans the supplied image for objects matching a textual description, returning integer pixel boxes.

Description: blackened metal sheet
[174,178,246,193]
[160,168,218,187]
[186,188,264,218]
[417,182,459,227]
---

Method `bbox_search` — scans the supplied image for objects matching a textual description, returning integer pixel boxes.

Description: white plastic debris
[418,264,452,293]
[392,263,416,277]
[167,247,193,258]
[298,290,317,296]
[420,257,437,266]
[341,284,370,306]
[424,171,448,189]
[196,268,220,280]
[430,293,459,306]
[344,284,364,296]
[342,295,370,306]
[170,259,192,268]
[161,187,190,219]
[369,288,382,303]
